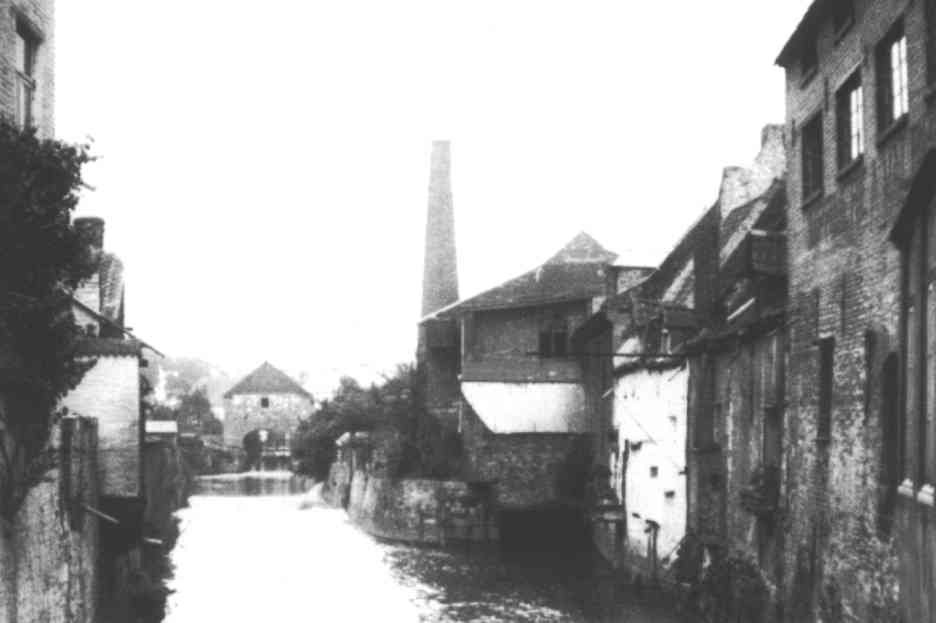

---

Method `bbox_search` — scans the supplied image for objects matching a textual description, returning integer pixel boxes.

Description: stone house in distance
[223,362,313,470]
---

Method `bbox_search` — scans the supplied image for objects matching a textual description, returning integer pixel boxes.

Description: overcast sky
[55,1,812,397]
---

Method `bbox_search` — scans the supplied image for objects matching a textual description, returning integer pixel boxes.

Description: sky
[54,0,812,398]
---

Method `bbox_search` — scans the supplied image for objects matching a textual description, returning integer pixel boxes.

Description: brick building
[776,0,935,619]
[0,0,54,136]
[223,362,313,470]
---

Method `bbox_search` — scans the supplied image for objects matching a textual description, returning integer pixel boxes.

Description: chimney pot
[74,217,105,251]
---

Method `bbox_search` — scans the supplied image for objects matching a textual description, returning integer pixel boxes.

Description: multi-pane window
[878,24,909,131]
[13,20,38,129]
[538,320,568,358]
[801,114,824,200]
[837,73,864,169]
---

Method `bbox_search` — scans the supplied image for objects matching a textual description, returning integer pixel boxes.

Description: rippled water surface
[165,482,677,622]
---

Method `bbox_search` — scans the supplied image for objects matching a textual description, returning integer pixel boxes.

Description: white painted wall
[62,355,140,497]
[613,366,687,564]
[461,381,587,433]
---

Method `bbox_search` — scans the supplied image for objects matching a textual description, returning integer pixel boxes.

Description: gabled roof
[426,232,619,317]
[223,362,312,399]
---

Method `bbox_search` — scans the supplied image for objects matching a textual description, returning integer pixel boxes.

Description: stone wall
[353,473,496,544]
[0,0,55,137]
[223,392,312,448]
[326,462,495,544]
[0,416,99,623]
[460,401,589,510]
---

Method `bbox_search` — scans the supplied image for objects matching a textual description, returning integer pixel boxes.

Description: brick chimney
[73,217,104,314]
[421,140,459,317]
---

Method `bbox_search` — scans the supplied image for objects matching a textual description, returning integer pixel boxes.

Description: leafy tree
[176,389,221,435]
[292,364,462,481]
[0,119,96,522]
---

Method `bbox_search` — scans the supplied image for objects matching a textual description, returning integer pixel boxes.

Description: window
[14,19,38,129]
[832,1,855,37]
[538,319,568,358]
[817,337,835,444]
[802,36,818,83]
[877,23,909,132]
[260,396,270,408]
[802,114,824,200]
[898,200,936,493]
[837,72,864,169]
[878,354,901,536]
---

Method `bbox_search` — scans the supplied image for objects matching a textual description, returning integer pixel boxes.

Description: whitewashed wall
[62,356,140,497]
[613,366,687,564]
[461,382,587,433]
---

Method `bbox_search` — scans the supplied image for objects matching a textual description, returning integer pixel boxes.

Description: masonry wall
[781,1,921,619]
[345,470,495,544]
[614,366,688,568]
[462,302,588,384]
[0,0,54,137]
[223,392,312,448]
[460,401,589,510]
[61,355,141,497]
[0,417,99,623]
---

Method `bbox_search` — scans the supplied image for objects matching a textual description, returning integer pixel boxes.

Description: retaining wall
[326,462,495,544]
[0,416,99,623]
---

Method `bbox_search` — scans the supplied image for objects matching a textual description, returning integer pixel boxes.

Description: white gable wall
[613,366,688,566]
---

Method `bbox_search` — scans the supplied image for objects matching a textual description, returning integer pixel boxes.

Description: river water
[163,478,680,622]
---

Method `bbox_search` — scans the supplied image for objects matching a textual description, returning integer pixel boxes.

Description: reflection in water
[382,544,588,622]
[166,482,676,622]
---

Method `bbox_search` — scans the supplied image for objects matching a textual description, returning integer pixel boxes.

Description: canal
[164,481,681,622]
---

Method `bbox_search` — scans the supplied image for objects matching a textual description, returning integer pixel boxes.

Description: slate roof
[223,362,312,399]
[429,232,620,317]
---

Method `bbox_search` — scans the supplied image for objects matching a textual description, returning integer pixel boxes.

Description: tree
[292,364,462,481]
[0,119,96,522]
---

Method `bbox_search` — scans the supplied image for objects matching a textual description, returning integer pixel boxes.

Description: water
[164,480,679,622]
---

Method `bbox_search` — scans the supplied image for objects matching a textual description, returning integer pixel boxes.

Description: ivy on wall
[0,119,97,525]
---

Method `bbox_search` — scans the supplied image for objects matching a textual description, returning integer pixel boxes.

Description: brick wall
[779,1,926,618]
[0,0,54,137]
[222,392,312,448]
[61,354,141,498]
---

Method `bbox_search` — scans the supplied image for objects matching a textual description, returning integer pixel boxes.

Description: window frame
[876,21,910,136]
[13,17,39,129]
[801,112,825,204]
[538,319,569,359]
[836,70,865,171]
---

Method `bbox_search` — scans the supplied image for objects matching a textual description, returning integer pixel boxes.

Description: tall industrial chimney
[421,140,459,317]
